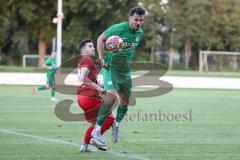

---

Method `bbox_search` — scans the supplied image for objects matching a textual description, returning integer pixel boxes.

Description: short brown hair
[78,39,92,51]
[128,6,145,16]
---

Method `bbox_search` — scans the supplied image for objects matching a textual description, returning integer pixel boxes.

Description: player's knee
[106,91,117,105]
[90,122,96,127]
[120,98,129,106]
[118,92,130,106]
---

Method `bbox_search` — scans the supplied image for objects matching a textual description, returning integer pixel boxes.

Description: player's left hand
[100,59,108,68]
[99,88,106,95]
[78,81,84,87]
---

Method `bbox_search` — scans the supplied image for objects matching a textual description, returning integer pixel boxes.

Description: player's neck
[83,55,93,60]
[128,23,138,32]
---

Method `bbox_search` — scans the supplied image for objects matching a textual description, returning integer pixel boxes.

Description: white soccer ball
[105,35,124,51]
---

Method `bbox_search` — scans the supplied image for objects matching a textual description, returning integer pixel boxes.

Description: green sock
[116,105,128,122]
[37,86,47,91]
[96,103,112,126]
[51,88,55,97]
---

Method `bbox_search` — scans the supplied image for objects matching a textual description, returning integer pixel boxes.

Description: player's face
[128,13,144,31]
[82,42,95,56]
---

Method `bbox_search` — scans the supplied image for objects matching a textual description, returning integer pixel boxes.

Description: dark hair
[128,6,145,16]
[78,39,92,51]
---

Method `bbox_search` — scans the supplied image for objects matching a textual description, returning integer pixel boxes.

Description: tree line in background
[1,0,240,70]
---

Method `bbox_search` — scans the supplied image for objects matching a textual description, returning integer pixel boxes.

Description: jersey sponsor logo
[121,37,139,50]
[122,42,138,49]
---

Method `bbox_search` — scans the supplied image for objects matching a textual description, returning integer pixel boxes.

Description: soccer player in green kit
[91,6,145,146]
[32,51,57,101]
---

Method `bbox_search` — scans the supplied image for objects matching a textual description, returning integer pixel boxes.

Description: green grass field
[0,85,240,160]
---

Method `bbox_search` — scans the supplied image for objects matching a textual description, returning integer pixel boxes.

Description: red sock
[101,117,114,134]
[84,126,94,144]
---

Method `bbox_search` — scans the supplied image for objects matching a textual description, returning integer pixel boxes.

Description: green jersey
[45,57,56,76]
[104,22,143,81]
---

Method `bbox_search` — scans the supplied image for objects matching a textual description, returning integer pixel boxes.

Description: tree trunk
[0,45,2,63]
[184,36,192,69]
[150,44,155,63]
[218,55,223,71]
[38,39,47,68]
[168,47,174,69]
[168,31,174,70]
[231,55,237,70]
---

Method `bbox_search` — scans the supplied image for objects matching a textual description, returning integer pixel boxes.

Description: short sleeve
[44,58,51,65]
[104,23,122,38]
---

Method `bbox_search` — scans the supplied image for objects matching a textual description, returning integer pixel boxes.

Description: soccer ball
[105,35,124,51]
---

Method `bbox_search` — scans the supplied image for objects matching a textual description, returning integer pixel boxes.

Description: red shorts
[77,95,112,123]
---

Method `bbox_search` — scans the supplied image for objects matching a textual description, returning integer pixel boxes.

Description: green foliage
[0,0,56,65]
[62,0,139,56]
[0,1,13,45]
[140,0,240,69]
[2,0,240,67]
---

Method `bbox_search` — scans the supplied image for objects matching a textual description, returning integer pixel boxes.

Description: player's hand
[99,88,106,95]
[105,90,116,97]
[100,59,108,68]
[79,81,84,87]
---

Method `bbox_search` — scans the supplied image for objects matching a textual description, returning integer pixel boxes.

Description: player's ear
[128,15,132,20]
[81,47,85,55]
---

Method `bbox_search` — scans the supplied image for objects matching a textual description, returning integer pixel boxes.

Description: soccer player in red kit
[77,39,114,152]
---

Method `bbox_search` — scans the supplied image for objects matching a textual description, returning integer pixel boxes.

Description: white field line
[1,72,240,89]
[0,129,150,160]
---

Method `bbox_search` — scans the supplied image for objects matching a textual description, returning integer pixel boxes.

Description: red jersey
[77,56,99,97]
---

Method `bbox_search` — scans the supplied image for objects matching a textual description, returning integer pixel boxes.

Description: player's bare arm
[97,32,107,66]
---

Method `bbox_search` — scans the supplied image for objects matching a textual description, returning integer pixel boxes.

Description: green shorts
[47,74,55,87]
[102,68,132,96]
